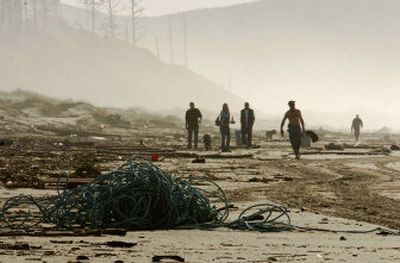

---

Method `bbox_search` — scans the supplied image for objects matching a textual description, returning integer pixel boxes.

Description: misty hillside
[0,89,192,135]
[0,17,243,112]
[58,0,400,129]
[136,0,400,125]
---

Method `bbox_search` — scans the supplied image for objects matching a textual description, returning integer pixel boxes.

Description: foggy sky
[62,0,256,16]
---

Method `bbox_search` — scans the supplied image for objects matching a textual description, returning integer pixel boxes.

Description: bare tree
[100,0,122,39]
[183,14,187,67]
[0,0,23,29]
[107,0,114,38]
[168,15,173,64]
[124,0,142,46]
[81,0,90,31]
[31,0,37,26]
[78,0,104,35]
[0,0,6,29]
[131,0,135,46]
[90,0,103,34]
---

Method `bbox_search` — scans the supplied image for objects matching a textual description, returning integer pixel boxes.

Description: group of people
[185,100,305,157]
[185,101,364,158]
[185,102,255,152]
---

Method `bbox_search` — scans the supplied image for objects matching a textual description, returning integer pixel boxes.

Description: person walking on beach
[351,114,363,143]
[280,100,305,159]
[216,103,235,152]
[240,102,255,148]
[185,102,202,149]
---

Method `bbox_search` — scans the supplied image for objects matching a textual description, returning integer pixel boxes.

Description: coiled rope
[0,161,394,235]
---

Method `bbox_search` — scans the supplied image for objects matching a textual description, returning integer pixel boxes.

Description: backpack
[215,116,220,126]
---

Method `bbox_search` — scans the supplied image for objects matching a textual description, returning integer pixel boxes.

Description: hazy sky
[63,0,256,16]
[142,0,256,16]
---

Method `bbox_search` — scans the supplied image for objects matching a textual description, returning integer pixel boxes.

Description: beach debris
[75,163,101,178]
[76,255,90,260]
[104,241,137,248]
[0,139,12,146]
[1,161,225,230]
[151,153,160,162]
[192,158,206,163]
[152,255,185,262]
[325,143,344,150]
[50,240,73,244]
[0,242,41,250]
[248,177,272,183]
[390,144,400,151]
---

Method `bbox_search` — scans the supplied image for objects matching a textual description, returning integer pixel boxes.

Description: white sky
[62,0,257,16]
[141,0,256,16]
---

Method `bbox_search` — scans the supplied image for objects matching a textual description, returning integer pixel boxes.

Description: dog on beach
[203,134,212,151]
[265,130,277,141]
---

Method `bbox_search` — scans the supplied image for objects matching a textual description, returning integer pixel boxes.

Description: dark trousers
[288,124,301,157]
[241,126,253,148]
[187,125,199,149]
[354,129,360,142]
[220,126,231,150]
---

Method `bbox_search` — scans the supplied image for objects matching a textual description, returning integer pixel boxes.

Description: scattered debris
[76,255,90,260]
[248,177,272,183]
[192,158,206,163]
[151,153,160,162]
[325,143,344,151]
[152,255,185,262]
[0,242,42,250]
[0,139,12,146]
[390,144,400,151]
[0,228,127,237]
[104,241,137,248]
[75,163,101,178]
[50,240,73,244]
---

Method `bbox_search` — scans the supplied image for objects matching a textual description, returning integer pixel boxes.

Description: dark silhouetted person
[240,102,255,148]
[216,103,235,152]
[280,101,305,159]
[351,114,363,142]
[185,102,202,149]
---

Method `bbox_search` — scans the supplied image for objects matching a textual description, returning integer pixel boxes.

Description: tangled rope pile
[0,161,290,232]
[1,161,391,235]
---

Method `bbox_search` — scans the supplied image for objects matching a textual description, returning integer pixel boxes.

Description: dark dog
[203,134,212,151]
[265,130,277,141]
[305,130,319,143]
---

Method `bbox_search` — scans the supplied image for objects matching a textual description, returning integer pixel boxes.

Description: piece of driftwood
[299,151,387,156]
[173,151,253,159]
[152,255,185,262]
[0,228,127,237]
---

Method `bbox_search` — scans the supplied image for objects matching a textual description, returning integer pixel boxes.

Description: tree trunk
[90,0,95,34]
[131,0,135,46]
[32,0,37,27]
[0,0,5,30]
[107,0,114,39]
